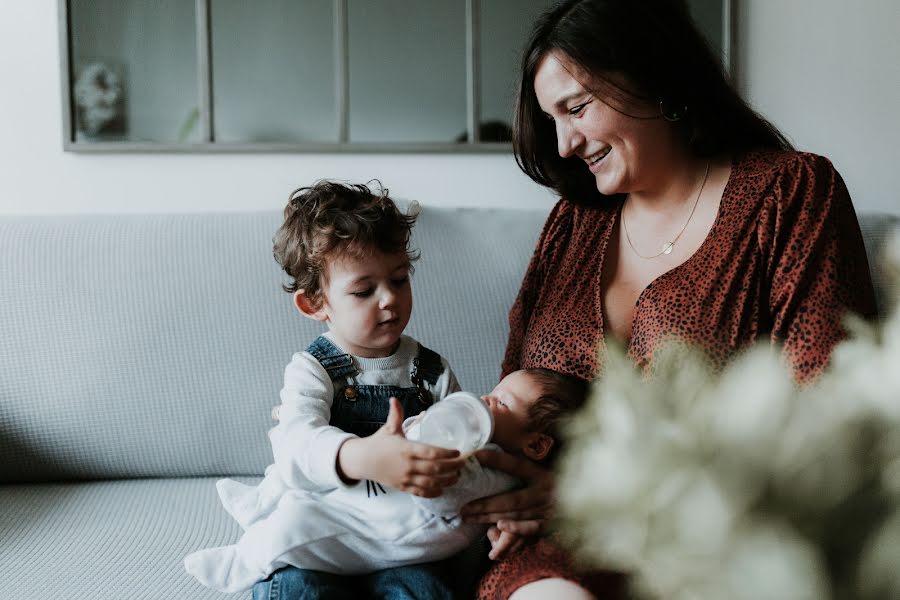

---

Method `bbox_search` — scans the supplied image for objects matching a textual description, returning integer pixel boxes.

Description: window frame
[58,0,734,153]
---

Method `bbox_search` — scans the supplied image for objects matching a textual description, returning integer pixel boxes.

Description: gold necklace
[620,161,710,260]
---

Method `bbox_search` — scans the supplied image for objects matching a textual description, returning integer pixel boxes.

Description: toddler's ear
[522,433,554,462]
[293,290,327,321]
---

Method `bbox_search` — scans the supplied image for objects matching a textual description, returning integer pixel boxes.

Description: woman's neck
[626,154,710,217]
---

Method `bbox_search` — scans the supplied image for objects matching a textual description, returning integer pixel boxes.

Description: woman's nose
[556,120,582,158]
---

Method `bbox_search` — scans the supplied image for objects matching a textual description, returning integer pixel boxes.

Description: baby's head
[482,368,589,464]
[273,180,419,358]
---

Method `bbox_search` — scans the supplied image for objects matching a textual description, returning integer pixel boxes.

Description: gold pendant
[661,241,674,255]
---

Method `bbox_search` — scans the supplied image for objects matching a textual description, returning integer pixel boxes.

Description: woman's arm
[760,153,878,383]
[502,201,573,378]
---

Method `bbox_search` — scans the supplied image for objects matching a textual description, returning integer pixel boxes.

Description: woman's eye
[568,99,591,116]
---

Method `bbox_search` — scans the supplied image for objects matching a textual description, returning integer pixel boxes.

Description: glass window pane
[69,0,199,143]
[211,0,336,143]
[479,0,556,143]
[347,0,467,144]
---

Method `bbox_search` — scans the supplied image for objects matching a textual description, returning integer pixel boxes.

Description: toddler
[183,181,587,594]
[186,364,586,592]
[184,180,465,598]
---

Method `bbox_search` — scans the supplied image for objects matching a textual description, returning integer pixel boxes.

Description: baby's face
[317,251,412,358]
[481,370,540,453]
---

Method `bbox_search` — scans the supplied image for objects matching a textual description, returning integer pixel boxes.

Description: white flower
[719,521,829,600]
[556,230,900,600]
[857,508,900,600]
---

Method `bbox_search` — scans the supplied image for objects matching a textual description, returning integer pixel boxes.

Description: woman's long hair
[513,0,793,203]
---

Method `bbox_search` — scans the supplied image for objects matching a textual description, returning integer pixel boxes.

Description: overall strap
[410,343,444,406]
[306,336,358,381]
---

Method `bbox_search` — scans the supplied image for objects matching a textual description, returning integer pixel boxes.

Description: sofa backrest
[858,213,900,316]
[0,207,547,482]
[1,208,896,483]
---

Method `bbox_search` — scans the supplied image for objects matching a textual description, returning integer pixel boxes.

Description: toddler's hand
[337,397,466,497]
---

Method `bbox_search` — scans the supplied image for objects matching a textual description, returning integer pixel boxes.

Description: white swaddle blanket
[184,445,517,593]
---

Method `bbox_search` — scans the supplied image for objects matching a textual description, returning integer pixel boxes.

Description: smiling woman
[464,0,879,598]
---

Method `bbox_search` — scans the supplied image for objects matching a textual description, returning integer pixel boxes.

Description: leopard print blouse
[478,150,878,599]
[502,150,877,385]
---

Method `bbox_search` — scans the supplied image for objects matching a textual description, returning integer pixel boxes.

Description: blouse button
[343,387,358,401]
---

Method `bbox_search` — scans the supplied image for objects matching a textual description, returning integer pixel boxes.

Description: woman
[461,0,878,598]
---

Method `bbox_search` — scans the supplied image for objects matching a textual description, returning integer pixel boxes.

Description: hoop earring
[660,100,688,122]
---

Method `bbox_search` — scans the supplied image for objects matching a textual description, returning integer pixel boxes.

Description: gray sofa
[1,206,897,600]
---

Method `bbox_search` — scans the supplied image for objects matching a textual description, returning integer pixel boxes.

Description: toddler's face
[481,370,540,453]
[316,251,412,358]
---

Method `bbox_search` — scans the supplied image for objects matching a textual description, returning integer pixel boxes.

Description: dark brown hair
[272,180,418,301]
[514,0,793,204]
[522,368,589,464]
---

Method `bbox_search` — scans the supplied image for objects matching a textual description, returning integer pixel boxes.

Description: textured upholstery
[0,207,547,483]
[858,213,900,316]
[0,206,895,600]
[0,477,251,599]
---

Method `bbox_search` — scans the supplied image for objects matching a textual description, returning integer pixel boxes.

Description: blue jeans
[251,560,456,600]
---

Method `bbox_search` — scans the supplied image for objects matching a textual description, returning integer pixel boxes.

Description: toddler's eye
[351,288,373,298]
[391,276,410,286]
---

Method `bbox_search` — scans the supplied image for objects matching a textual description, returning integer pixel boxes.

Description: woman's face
[533,51,678,197]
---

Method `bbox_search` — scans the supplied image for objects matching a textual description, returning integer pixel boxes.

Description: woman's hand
[461,448,555,523]
[462,449,553,559]
[337,397,466,497]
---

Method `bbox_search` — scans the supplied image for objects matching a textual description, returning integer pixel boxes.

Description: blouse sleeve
[758,153,877,383]
[501,200,574,379]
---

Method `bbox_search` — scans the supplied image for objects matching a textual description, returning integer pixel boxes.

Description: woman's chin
[590,166,626,196]
[594,178,624,197]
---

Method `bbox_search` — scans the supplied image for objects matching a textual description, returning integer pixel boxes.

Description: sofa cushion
[0,477,251,599]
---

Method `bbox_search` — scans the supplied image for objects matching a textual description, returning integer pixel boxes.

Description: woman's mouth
[585,147,611,172]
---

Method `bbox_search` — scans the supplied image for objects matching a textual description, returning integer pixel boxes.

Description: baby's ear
[293,290,327,321]
[522,433,555,462]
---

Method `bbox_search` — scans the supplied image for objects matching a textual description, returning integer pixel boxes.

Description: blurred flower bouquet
[557,235,900,600]
[73,61,126,139]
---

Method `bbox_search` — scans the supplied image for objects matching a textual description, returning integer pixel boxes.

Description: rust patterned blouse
[502,150,877,384]
[478,151,878,600]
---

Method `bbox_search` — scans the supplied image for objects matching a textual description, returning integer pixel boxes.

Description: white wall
[0,2,553,215]
[738,0,900,214]
[0,2,897,215]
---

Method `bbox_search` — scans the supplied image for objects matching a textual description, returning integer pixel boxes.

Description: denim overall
[252,336,456,600]
[306,335,443,438]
